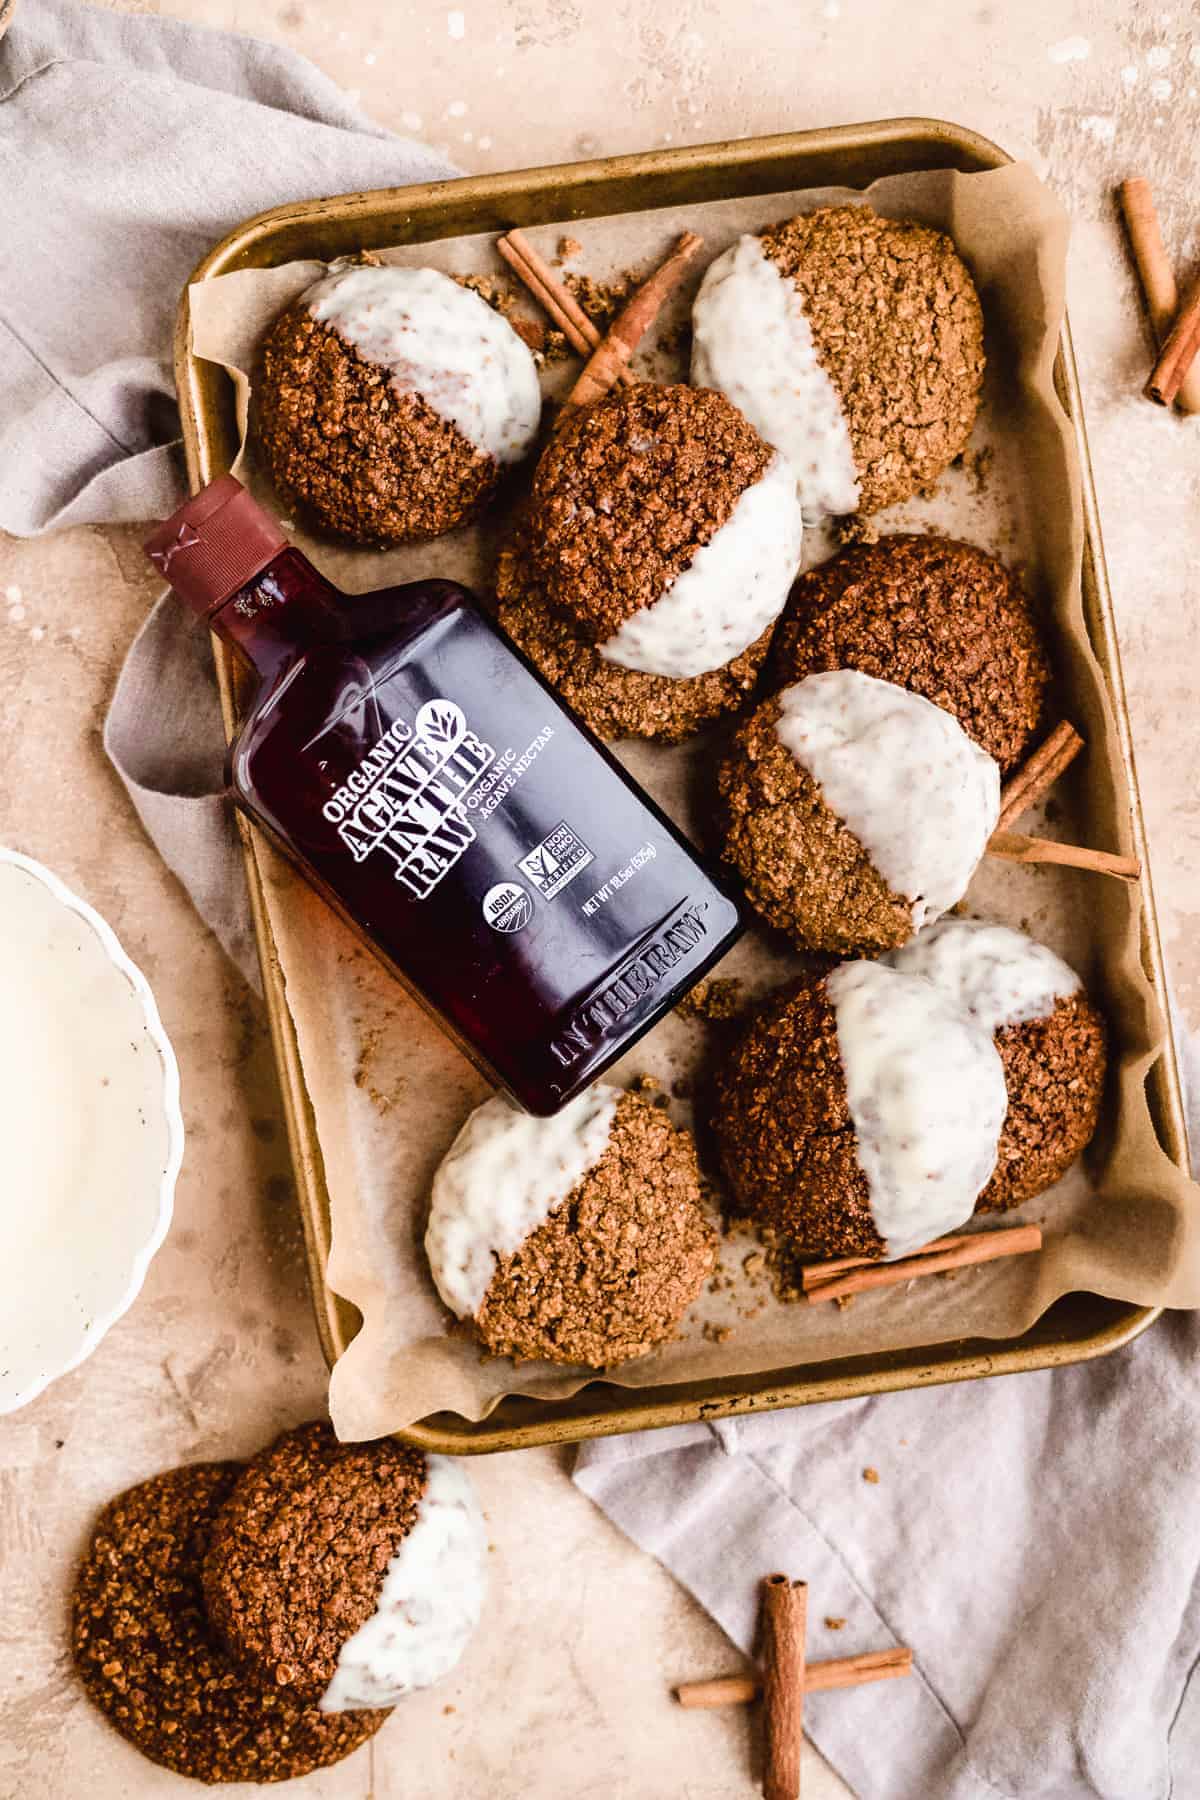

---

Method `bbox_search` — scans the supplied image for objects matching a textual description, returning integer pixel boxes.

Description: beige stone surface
[2,2,1199,1797]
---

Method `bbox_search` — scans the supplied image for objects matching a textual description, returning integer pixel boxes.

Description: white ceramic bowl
[0,850,183,1413]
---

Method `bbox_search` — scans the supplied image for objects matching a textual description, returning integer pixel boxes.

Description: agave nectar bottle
[145,476,742,1114]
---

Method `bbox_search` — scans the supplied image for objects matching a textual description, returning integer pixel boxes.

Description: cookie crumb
[960,444,994,494]
[656,319,693,361]
[742,1251,765,1279]
[675,977,746,1023]
[832,513,881,548]
[563,267,638,331]
[558,235,584,261]
[453,272,519,318]
[701,1322,733,1344]
[862,1466,880,1484]
[825,1616,847,1631]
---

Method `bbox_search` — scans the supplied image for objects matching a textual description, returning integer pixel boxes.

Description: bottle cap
[143,475,287,616]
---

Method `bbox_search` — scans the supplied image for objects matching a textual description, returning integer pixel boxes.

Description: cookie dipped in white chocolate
[425,1086,621,1320]
[692,233,860,523]
[600,451,804,679]
[774,670,1000,934]
[320,1456,487,1712]
[304,263,542,465]
[827,960,1007,1259]
[887,919,1081,1033]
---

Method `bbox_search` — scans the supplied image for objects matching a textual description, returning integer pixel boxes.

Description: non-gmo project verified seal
[517,821,594,899]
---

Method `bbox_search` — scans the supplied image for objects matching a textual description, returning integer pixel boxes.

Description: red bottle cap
[144,475,287,616]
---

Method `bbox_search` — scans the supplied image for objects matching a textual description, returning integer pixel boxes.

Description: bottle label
[320,700,497,901]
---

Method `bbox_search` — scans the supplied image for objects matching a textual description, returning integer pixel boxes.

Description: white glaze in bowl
[0,850,183,1413]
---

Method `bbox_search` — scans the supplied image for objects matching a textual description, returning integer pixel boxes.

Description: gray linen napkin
[575,1020,1200,1800]
[0,0,456,977]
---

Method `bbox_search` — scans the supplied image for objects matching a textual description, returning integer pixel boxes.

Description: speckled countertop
[2,3,1198,1796]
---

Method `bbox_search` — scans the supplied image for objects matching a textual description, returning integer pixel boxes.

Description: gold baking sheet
[174,120,1186,1453]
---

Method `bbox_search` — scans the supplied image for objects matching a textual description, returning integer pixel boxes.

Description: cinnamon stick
[495,230,635,383]
[1117,180,1200,415]
[675,1646,913,1710]
[986,722,1138,877]
[995,721,1085,833]
[565,231,704,409]
[806,1225,1043,1307]
[801,1235,974,1292]
[761,1575,807,1800]
[1147,268,1200,408]
[987,830,1140,882]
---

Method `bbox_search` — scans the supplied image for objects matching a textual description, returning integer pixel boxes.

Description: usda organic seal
[482,882,532,933]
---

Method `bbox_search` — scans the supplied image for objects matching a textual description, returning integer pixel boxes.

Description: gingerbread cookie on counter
[202,1421,487,1711]
[426,1085,717,1365]
[71,1462,388,1783]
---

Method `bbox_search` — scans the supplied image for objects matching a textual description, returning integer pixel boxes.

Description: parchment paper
[188,162,1200,1439]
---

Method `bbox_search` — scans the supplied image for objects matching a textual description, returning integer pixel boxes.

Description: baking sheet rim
[173,117,1182,1453]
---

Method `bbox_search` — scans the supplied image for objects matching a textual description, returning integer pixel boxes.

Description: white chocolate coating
[887,918,1081,1033]
[320,1455,487,1712]
[304,263,542,465]
[774,670,1000,934]
[600,452,804,678]
[827,960,1007,1260]
[425,1086,620,1319]
[691,233,860,523]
